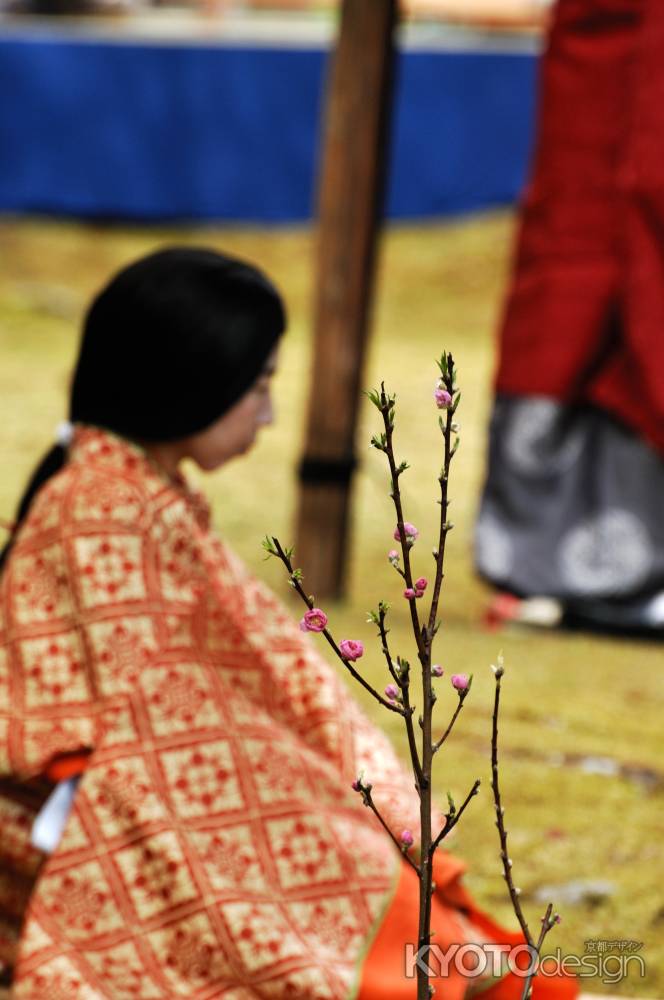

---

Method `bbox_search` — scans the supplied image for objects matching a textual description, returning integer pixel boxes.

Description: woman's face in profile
[186,345,280,471]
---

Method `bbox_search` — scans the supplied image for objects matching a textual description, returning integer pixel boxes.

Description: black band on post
[298,455,358,485]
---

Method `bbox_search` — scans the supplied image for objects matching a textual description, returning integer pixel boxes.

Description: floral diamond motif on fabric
[220,900,306,973]
[147,910,235,996]
[265,651,340,724]
[14,954,101,1000]
[243,738,304,806]
[9,544,73,625]
[154,508,207,605]
[73,534,146,607]
[38,859,126,941]
[83,939,163,999]
[189,824,267,895]
[87,616,159,695]
[287,896,364,959]
[84,756,168,837]
[70,471,147,526]
[329,816,394,882]
[97,701,142,750]
[265,815,344,890]
[160,741,244,818]
[141,663,225,735]
[20,630,89,708]
[113,830,200,921]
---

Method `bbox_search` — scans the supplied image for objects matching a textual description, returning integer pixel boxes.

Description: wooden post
[295,0,398,600]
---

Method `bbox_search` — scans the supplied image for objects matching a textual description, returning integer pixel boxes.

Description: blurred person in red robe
[476,0,664,636]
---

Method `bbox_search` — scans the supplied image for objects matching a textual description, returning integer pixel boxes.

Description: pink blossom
[403,588,417,600]
[339,639,364,662]
[393,522,419,545]
[299,608,329,633]
[432,664,444,677]
[387,549,400,564]
[384,684,399,700]
[434,387,452,409]
[415,577,428,592]
[400,829,415,848]
[451,673,469,692]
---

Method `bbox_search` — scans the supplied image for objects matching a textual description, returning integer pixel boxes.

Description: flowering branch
[264,536,405,715]
[491,655,561,1000]
[427,363,460,640]
[266,355,556,1000]
[367,356,480,1000]
[431,678,471,754]
[353,775,421,876]
[377,385,427,666]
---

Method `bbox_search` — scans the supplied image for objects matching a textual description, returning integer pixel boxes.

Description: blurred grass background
[1,214,662,996]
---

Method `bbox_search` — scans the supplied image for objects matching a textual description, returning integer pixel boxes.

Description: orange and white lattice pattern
[0,426,454,999]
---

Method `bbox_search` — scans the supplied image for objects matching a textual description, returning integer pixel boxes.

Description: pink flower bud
[393,522,419,545]
[299,608,329,633]
[415,577,428,592]
[451,673,469,692]
[434,387,452,409]
[432,664,444,677]
[401,829,415,848]
[384,684,399,700]
[339,639,364,662]
[403,588,417,600]
[351,779,362,792]
[387,549,400,563]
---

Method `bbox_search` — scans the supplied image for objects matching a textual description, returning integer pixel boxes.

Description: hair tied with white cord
[55,420,74,448]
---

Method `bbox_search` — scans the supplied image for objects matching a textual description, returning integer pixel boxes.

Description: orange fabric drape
[358,853,577,1000]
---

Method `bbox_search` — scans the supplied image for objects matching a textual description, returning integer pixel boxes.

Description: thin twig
[271,538,405,715]
[520,904,555,1000]
[432,691,468,754]
[427,356,456,641]
[430,778,480,855]
[378,607,425,791]
[360,786,421,876]
[379,385,428,668]
[491,660,561,1000]
[491,662,534,946]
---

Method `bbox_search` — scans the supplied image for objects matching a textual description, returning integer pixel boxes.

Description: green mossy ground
[1,215,661,996]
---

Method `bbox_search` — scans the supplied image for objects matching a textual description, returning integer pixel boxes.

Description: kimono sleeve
[0,479,207,781]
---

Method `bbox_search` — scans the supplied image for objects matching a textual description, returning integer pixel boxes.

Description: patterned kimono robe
[0,425,469,999]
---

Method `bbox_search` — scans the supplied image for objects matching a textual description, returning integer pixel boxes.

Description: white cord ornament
[55,420,74,448]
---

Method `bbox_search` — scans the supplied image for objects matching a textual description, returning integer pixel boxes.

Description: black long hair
[0,247,286,571]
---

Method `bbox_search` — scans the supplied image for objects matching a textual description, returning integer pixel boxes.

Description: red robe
[496,0,664,456]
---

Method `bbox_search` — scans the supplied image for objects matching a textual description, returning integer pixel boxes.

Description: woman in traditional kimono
[476,0,664,636]
[0,249,576,998]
